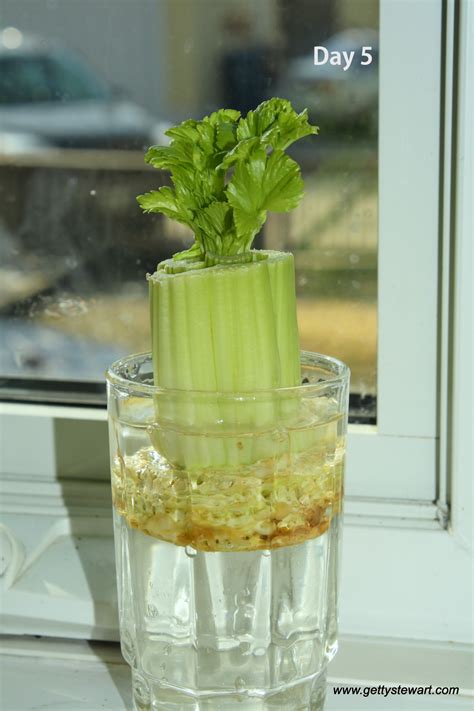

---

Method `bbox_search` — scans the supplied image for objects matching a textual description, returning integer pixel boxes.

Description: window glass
[0,0,378,420]
[0,53,110,104]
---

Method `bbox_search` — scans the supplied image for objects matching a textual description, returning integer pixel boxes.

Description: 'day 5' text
[313,46,373,71]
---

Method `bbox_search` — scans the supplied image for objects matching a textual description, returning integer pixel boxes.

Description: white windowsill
[1,635,472,710]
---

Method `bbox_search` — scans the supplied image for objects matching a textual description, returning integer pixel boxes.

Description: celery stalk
[138,99,319,469]
[148,251,299,468]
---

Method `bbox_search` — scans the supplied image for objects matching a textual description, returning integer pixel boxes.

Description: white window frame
[1,0,472,645]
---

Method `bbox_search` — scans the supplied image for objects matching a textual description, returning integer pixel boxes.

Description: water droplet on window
[65,256,78,269]
[15,351,44,370]
[44,297,88,318]
[90,189,97,196]
[1,27,23,50]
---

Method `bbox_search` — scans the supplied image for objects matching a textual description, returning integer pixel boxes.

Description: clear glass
[107,352,349,710]
[1,0,377,413]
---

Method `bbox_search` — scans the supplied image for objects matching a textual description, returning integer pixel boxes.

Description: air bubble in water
[185,545,197,557]
[239,641,252,655]
[124,362,140,380]
[234,676,246,690]
[235,587,250,605]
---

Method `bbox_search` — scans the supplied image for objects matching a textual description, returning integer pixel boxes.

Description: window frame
[1,0,472,644]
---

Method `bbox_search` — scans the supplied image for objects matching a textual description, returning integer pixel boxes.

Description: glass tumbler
[107,351,350,710]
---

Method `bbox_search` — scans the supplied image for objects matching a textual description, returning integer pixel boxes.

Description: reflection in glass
[0,0,378,418]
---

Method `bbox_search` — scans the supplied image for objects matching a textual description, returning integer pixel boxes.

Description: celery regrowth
[138,98,317,269]
[138,99,318,469]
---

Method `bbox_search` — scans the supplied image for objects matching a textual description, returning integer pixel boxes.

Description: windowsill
[1,635,472,710]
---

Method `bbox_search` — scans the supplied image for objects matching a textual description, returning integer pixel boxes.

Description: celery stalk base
[148,251,303,470]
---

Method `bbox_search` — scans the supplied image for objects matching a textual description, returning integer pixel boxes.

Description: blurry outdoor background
[0,0,378,419]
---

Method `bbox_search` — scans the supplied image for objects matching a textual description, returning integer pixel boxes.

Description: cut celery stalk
[267,253,300,387]
[148,250,301,469]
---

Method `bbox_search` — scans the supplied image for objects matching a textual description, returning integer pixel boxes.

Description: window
[0,0,378,422]
[0,52,111,104]
[1,0,472,647]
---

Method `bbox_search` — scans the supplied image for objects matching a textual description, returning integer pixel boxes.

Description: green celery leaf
[174,174,214,209]
[216,122,237,151]
[237,98,317,151]
[138,99,316,259]
[236,98,293,140]
[209,109,241,151]
[231,207,266,249]
[145,143,193,172]
[194,202,234,254]
[137,187,193,226]
[226,149,303,218]
[235,99,283,141]
[262,108,318,151]
[193,122,216,168]
[217,136,261,171]
[198,202,232,233]
[260,150,304,212]
[165,119,200,142]
[207,108,241,126]
[226,147,267,215]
